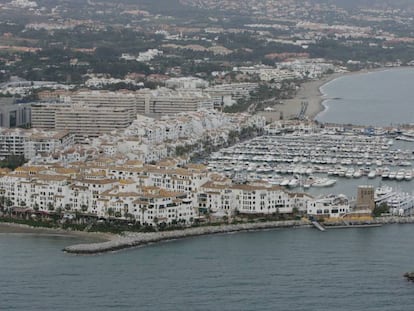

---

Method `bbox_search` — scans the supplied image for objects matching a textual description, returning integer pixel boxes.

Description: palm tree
[47,202,54,211]
[6,198,13,209]
[0,196,5,211]
[107,208,115,217]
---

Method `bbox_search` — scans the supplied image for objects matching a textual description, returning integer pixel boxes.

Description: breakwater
[63,216,414,254]
[63,220,309,254]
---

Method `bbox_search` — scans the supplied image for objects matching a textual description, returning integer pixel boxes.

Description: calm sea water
[316,68,414,126]
[1,226,414,311]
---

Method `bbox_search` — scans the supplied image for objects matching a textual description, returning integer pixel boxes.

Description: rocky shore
[63,216,414,255]
[63,220,310,254]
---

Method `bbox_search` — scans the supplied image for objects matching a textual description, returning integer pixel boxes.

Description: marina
[207,122,414,190]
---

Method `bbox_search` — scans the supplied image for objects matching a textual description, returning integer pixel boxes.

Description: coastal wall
[63,220,310,254]
[63,216,414,255]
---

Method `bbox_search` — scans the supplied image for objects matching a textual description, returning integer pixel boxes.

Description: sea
[316,67,414,126]
[2,68,414,310]
[2,226,414,310]
[312,67,414,198]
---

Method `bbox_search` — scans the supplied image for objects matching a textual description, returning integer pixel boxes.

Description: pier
[311,220,326,231]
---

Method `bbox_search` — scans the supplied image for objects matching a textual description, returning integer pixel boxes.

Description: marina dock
[207,126,414,189]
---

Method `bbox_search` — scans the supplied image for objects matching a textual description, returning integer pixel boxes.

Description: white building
[0,128,74,160]
[200,180,312,216]
[307,195,350,218]
[165,77,209,89]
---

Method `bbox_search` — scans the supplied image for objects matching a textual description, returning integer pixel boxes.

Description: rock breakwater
[63,216,414,255]
[64,220,309,254]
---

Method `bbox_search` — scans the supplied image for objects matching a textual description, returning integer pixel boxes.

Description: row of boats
[375,186,414,216]
[208,131,413,186]
[327,167,413,181]
[213,134,414,167]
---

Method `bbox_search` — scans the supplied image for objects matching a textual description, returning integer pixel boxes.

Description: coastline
[0,222,114,242]
[3,216,414,255]
[63,216,414,255]
[64,220,311,254]
[273,67,393,121]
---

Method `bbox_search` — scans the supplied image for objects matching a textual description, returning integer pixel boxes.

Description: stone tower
[356,185,375,211]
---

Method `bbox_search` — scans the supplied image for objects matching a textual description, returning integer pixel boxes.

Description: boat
[353,169,362,178]
[279,179,290,186]
[345,169,354,178]
[374,186,394,203]
[311,178,337,187]
[396,136,414,142]
[367,170,377,179]
[288,179,299,188]
[387,193,414,216]
[396,171,405,181]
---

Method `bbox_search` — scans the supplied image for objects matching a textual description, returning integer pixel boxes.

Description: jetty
[311,220,325,231]
[63,216,414,254]
[64,220,309,254]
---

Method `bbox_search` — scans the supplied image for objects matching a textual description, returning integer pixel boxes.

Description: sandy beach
[0,222,114,242]
[260,67,396,122]
[258,72,347,122]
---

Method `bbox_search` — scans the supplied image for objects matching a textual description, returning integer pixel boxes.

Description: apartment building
[0,128,74,160]
[200,181,305,216]
[31,102,70,129]
[71,90,145,121]
[55,103,131,141]
[0,98,31,128]
[143,88,214,116]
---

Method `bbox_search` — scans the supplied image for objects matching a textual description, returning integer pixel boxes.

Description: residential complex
[0,158,318,226]
[0,128,74,160]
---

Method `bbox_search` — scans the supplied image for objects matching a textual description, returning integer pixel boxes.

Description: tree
[0,196,5,211]
[107,208,115,217]
[81,204,88,213]
[373,203,389,217]
[47,202,54,211]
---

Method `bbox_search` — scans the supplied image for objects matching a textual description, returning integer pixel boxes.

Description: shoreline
[63,220,310,254]
[0,222,114,242]
[3,216,414,254]
[269,66,397,122]
[63,216,414,255]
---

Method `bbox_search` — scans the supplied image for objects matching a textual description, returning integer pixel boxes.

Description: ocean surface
[2,226,414,311]
[2,68,414,310]
[316,68,414,126]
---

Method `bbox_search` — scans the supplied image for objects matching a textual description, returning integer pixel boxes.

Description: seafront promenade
[63,216,414,254]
